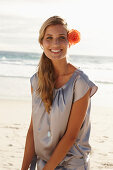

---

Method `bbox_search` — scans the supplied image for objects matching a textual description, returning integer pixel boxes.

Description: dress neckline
[54,68,79,91]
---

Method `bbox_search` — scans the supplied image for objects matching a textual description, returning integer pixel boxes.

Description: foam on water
[0,51,113,106]
[0,51,113,83]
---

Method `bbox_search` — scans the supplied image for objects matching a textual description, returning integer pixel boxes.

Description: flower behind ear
[68,29,80,47]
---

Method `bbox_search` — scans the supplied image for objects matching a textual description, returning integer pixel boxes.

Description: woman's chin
[51,55,66,60]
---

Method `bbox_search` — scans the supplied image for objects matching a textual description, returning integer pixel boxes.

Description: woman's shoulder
[76,69,89,81]
[67,64,90,85]
[74,68,96,90]
[73,68,98,100]
[30,72,38,89]
[68,64,88,78]
[30,72,38,80]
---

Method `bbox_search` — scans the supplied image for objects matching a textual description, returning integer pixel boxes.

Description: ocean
[0,51,113,103]
[0,50,113,104]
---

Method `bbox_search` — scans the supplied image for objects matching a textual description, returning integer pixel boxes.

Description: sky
[0,0,113,56]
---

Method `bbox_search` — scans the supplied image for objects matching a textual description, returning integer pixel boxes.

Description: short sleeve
[73,74,98,103]
[30,73,38,90]
[30,75,34,88]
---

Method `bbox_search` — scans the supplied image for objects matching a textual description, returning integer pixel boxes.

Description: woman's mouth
[50,49,62,54]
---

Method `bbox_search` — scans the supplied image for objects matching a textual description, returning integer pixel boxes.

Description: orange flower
[68,29,80,47]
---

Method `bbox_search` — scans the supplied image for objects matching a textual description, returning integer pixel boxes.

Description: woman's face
[42,24,69,60]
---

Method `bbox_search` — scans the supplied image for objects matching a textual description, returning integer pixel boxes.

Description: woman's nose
[53,38,60,45]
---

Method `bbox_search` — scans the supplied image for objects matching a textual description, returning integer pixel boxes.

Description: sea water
[0,50,113,105]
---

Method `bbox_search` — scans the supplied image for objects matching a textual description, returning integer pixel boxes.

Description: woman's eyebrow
[45,34,52,36]
[59,33,66,35]
[45,33,66,36]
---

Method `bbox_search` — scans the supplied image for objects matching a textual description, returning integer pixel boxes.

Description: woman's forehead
[45,24,67,35]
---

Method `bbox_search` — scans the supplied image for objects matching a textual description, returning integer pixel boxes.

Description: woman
[21,16,98,170]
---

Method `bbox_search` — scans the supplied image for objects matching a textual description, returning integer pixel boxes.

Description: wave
[95,80,113,85]
[0,60,37,66]
[0,51,113,86]
[0,74,113,85]
[0,75,30,79]
[0,51,40,60]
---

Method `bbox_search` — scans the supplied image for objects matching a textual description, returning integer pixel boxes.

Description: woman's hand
[21,118,35,170]
[43,163,54,170]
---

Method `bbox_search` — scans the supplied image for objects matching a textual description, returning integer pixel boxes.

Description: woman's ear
[68,43,70,48]
[40,43,44,50]
[67,36,69,48]
[67,41,70,48]
[40,39,44,49]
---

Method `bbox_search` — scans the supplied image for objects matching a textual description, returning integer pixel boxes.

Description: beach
[0,51,113,169]
[90,104,113,169]
[0,99,31,170]
[0,97,113,170]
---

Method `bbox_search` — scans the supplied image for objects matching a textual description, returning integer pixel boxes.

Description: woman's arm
[43,89,91,170]
[21,117,35,170]
[21,86,35,170]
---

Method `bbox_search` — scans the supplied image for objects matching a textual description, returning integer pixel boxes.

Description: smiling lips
[50,49,62,54]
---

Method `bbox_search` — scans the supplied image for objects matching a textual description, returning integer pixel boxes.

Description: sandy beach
[90,105,113,169]
[0,96,113,170]
[0,99,31,170]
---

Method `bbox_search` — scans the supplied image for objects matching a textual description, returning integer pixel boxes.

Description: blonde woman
[21,16,98,170]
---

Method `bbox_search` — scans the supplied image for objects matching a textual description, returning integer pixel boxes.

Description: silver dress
[30,69,98,170]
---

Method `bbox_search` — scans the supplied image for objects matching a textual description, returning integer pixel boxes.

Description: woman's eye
[59,36,66,40]
[46,37,52,40]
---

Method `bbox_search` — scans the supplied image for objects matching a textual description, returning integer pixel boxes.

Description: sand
[0,98,113,170]
[90,105,113,169]
[0,99,31,170]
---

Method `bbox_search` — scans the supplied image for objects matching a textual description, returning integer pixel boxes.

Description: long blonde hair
[38,16,68,113]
